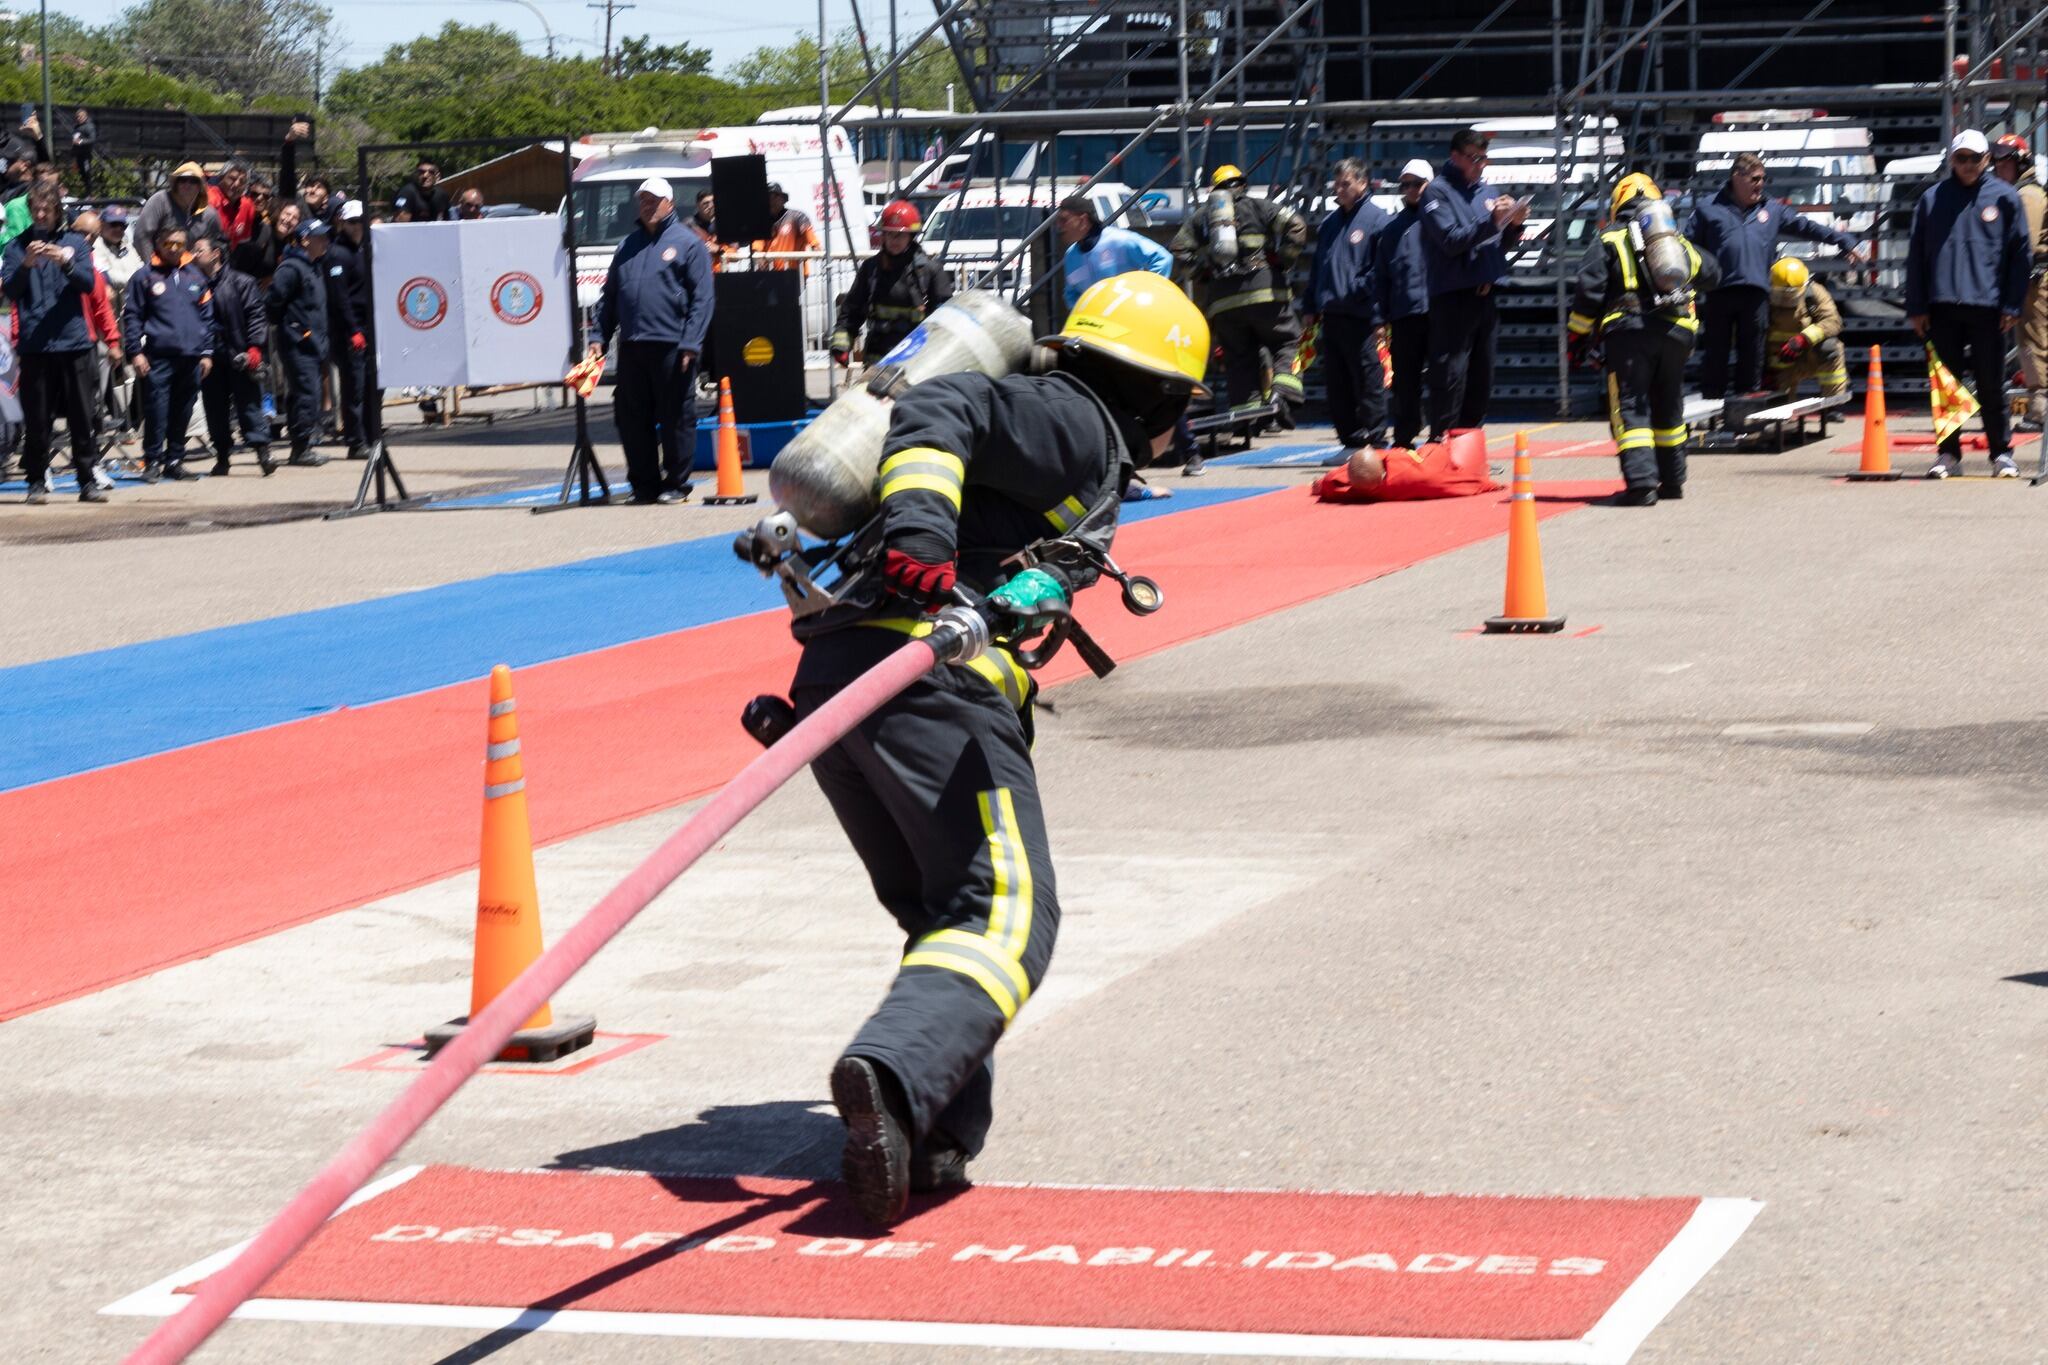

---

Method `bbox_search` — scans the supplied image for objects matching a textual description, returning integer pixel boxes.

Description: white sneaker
[92,464,115,491]
[1991,454,2018,478]
[1925,455,1960,479]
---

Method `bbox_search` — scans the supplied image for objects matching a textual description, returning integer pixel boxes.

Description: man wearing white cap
[1905,129,2034,477]
[1371,160,1436,447]
[591,176,716,503]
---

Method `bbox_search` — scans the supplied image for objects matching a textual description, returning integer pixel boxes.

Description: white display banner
[370,218,570,388]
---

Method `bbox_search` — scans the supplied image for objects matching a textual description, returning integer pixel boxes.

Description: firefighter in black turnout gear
[790,274,1210,1227]
[832,199,952,369]
[1569,174,1720,505]
[1172,165,1309,425]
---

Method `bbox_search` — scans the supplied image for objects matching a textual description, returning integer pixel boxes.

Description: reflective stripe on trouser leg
[1606,334,1663,490]
[792,639,1059,1156]
[1646,328,1693,489]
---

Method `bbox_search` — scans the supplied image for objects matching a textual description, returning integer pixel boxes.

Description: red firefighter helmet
[879,199,922,231]
[1992,133,2031,164]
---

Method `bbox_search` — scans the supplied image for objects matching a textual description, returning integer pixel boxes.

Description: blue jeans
[141,353,204,467]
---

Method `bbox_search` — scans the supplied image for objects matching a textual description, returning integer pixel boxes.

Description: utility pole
[589,0,635,76]
[38,0,53,166]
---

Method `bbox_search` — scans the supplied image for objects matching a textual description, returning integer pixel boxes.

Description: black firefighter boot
[830,1055,912,1227]
[255,444,276,476]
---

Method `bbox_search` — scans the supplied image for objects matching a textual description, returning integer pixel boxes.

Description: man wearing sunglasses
[1686,151,1868,401]
[1906,129,2032,477]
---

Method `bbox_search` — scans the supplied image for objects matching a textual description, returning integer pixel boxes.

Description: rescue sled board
[107,1164,1762,1363]
[1695,392,1848,454]
[1189,403,1281,455]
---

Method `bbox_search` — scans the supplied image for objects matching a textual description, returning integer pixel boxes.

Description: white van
[567,124,873,347]
[921,181,1149,291]
[1691,111,1879,260]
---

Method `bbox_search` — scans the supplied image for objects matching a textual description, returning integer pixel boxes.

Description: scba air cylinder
[768,290,1034,538]
[1634,199,1692,297]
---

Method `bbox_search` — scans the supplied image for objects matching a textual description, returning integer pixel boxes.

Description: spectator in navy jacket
[591,176,716,504]
[1372,160,1435,449]
[1906,129,2034,477]
[1686,151,1867,398]
[3,182,104,502]
[1419,129,1527,439]
[1305,158,1390,456]
[123,223,218,481]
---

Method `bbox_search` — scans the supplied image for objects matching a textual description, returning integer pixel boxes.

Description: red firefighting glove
[350,331,366,352]
[1779,334,1809,362]
[1566,330,1600,371]
[880,547,957,606]
[243,346,261,370]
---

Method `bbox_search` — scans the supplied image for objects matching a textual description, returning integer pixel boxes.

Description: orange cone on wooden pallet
[423,665,595,1064]
[1846,345,1902,482]
[704,376,759,506]
[1483,432,1566,634]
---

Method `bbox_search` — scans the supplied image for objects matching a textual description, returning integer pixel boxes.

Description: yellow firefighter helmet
[1610,173,1662,220]
[1770,257,1811,291]
[1043,272,1211,392]
[1209,164,1247,189]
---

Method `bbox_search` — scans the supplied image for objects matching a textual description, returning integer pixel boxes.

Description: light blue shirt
[1062,226,1174,312]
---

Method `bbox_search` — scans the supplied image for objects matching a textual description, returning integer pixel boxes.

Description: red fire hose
[124,633,953,1365]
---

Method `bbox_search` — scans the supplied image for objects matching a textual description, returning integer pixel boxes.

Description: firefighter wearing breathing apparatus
[1568,174,1721,506]
[786,274,1208,1227]
[1764,257,1848,398]
[1171,164,1309,425]
[831,199,954,369]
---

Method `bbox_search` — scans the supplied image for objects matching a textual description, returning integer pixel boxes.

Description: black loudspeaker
[713,272,806,423]
[711,154,772,244]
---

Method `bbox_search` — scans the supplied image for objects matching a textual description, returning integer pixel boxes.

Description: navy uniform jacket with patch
[322,237,367,337]
[267,247,329,355]
[1370,205,1431,323]
[1419,160,1524,295]
[595,211,715,350]
[2,226,98,352]
[122,258,218,356]
[1309,198,1389,322]
[1685,185,1860,291]
[1904,174,2032,315]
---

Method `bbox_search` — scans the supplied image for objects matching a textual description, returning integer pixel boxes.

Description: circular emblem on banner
[1349,228,1366,244]
[489,271,543,325]
[397,277,449,330]
[662,246,678,262]
[1981,205,1999,222]
[742,336,775,366]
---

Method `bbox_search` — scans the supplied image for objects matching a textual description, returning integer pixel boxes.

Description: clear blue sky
[47,0,924,75]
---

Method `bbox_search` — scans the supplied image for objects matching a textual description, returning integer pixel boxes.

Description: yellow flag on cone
[1926,344,1980,443]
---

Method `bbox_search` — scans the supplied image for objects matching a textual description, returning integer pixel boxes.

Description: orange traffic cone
[1846,345,1901,482]
[704,377,758,506]
[423,665,595,1064]
[1483,432,1566,634]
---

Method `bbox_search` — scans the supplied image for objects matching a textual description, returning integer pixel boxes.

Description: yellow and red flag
[1293,319,1319,376]
[1925,345,1980,443]
[564,354,604,398]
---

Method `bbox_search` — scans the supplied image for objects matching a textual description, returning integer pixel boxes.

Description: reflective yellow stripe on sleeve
[1044,494,1088,532]
[1568,313,1595,336]
[877,447,964,510]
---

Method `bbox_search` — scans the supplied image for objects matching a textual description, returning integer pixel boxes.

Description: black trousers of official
[612,341,697,500]
[1386,313,1430,447]
[792,628,1059,1159]
[331,344,367,449]
[202,359,270,461]
[1320,313,1388,447]
[1698,286,1769,398]
[1211,299,1302,411]
[1425,286,1498,438]
[1606,327,1694,491]
[140,354,203,469]
[280,341,326,457]
[18,349,97,486]
[1928,304,2014,459]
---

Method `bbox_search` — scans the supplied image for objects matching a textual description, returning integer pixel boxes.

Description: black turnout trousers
[1605,326,1694,491]
[1927,304,2013,459]
[791,625,1058,1158]
[1425,286,1498,437]
[1385,313,1429,448]
[1210,299,1302,411]
[1320,313,1388,447]
[1697,285,1769,398]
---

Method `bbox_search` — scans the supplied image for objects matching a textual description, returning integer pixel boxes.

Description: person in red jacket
[204,158,260,253]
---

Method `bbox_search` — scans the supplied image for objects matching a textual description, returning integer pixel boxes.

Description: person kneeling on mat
[1311,429,1501,503]
[788,274,1208,1228]
[1765,257,1848,399]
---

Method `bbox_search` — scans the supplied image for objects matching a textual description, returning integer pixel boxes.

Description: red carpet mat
[6,483,1613,1020]
[109,1165,1756,1360]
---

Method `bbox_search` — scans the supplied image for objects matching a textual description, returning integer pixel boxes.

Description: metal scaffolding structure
[832,0,2046,412]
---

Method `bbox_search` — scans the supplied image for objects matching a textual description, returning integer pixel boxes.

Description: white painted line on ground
[1578,1198,1764,1365]
[1721,722,1874,738]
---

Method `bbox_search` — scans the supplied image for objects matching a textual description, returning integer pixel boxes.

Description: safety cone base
[702,492,760,505]
[1844,470,1904,482]
[1483,614,1567,634]
[423,1012,597,1064]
